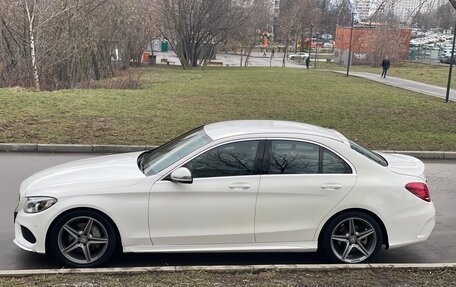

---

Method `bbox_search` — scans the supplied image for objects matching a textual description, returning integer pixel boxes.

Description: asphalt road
[1,153,455,270]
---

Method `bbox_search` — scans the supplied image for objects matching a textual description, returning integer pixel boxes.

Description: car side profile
[288,52,309,60]
[439,49,455,64]
[14,120,435,267]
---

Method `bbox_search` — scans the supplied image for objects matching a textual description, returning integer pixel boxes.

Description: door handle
[320,184,342,190]
[228,183,251,190]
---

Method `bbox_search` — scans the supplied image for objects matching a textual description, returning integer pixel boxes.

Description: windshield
[349,140,388,167]
[141,127,212,175]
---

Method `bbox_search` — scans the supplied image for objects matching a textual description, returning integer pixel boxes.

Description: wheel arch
[45,207,123,255]
[317,208,389,249]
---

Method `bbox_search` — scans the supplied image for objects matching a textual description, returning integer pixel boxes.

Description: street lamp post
[445,20,456,103]
[310,23,314,67]
[314,32,319,69]
[346,12,355,77]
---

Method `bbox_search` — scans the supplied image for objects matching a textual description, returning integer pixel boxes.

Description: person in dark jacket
[381,56,390,78]
[305,56,310,69]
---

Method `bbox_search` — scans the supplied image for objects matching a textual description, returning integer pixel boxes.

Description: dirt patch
[1,268,456,287]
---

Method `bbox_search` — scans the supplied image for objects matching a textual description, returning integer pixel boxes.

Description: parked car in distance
[14,120,435,267]
[439,49,454,63]
[288,52,309,60]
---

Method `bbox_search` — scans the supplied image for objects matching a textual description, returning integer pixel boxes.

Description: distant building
[393,0,447,22]
[334,25,411,66]
[354,0,378,21]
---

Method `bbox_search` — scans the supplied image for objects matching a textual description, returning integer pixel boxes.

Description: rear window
[349,140,388,167]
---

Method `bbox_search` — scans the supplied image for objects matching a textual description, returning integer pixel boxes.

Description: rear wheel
[321,211,382,263]
[49,210,117,268]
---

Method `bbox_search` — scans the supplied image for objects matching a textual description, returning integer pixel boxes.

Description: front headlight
[24,197,57,213]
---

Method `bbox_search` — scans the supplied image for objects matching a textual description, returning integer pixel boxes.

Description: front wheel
[290,56,295,60]
[49,210,117,268]
[321,211,383,263]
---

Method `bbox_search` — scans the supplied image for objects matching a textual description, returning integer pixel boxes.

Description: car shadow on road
[12,247,437,270]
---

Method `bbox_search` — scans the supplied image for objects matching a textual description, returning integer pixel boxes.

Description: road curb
[0,144,455,160]
[0,144,157,154]
[0,263,455,277]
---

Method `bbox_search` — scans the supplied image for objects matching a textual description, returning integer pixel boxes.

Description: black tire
[320,211,383,263]
[290,56,295,60]
[49,209,117,268]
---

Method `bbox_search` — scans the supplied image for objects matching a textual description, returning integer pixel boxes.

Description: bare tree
[224,0,271,67]
[276,0,316,67]
[450,0,456,9]
[156,0,256,69]
[0,0,157,90]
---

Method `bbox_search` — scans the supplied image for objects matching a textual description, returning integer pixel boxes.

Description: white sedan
[288,52,309,60]
[14,120,435,267]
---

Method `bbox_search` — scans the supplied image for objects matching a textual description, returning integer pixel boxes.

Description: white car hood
[378,152,426,180]
[21,152,147,197]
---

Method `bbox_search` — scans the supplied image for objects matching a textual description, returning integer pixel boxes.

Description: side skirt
[123,241,318,253]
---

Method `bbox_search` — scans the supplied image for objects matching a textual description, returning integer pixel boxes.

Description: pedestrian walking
[381,56,390,78]
[272,48,275,57]
[305,56,310,69]
[263,50,267,57]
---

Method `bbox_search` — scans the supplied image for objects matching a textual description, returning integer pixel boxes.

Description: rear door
[255,139,357,243]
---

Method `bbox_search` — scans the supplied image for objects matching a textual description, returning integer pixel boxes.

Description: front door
[149,140,264,245]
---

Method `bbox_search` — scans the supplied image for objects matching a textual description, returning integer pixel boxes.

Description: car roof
[204,120,348,144]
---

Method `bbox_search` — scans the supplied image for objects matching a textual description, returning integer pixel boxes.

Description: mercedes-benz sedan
[14,120,435,267]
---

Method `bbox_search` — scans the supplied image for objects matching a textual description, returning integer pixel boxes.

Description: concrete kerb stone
[0,144,455,160]
[37,144,93,153]
[0,143,37,152]
[443,152,456,160]
[91,145,149,153]
[1,263,456,277]
[378,150,445,160]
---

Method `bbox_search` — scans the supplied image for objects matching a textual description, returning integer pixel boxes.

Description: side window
[184,141,260,178]
[269,140,319,174]
[322,148,352,174]
[268,140,353,175]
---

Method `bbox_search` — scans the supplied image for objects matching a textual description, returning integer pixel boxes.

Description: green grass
[0,66,455,150]
[320,62,456,89]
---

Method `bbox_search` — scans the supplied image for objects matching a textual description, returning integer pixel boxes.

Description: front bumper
[14,204,53,254]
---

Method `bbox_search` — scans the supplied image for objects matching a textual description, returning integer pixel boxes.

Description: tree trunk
[282,43,289,67]
[25,1,40,90]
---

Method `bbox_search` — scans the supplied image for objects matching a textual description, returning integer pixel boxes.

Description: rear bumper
[387,202,435,249]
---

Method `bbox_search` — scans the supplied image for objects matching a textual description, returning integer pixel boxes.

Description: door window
[269,141,319,174]
[185,141,260,178]
[268,140,352,174]
[322,149,352,174]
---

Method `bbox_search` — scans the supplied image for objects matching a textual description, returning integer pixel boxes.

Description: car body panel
[14,120,435,262]
[149,175,260,245]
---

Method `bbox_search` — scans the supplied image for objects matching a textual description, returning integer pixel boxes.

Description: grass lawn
[1,268,456,287]
[319,61,456,89]
[0,66,455,150]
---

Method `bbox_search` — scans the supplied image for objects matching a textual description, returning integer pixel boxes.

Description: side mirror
[170,167,193,184]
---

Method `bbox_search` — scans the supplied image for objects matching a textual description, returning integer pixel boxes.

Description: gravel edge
[0,263,455,277]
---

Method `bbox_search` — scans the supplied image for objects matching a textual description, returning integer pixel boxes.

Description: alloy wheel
[57,216,109,265]
[330,217,377,263]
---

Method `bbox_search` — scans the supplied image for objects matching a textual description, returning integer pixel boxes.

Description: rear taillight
[405,182,431,202]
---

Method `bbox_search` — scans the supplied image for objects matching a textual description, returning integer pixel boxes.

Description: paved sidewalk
[334,71,456,102]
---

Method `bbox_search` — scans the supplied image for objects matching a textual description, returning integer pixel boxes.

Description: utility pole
[446,20,456,103]
[346,12,355,77]
[314,33,319,69]
[310,23,314,67]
